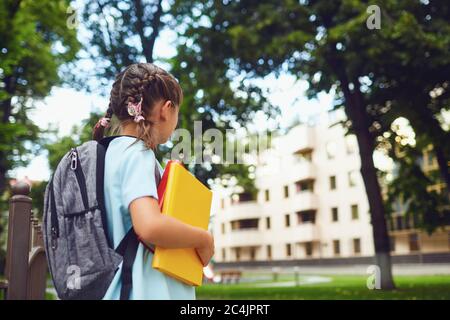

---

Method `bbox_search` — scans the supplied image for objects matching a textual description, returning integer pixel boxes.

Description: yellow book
[152,161,212,286]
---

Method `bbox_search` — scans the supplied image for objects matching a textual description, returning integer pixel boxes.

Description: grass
[2,273,450,300]
[196,274,450,300]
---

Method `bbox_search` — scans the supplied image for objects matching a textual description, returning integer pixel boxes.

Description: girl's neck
[120,123,138,137]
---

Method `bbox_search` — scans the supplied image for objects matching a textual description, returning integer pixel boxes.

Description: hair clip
[127,97,145,123]
[95,117,111,129]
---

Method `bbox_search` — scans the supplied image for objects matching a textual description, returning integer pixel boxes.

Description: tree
[75,0,273,190]
[0,0,79,196]
[77,0,166,93]
[383,127,449,235]
[363,1,450,196]
[171,1,449,289]
[171,0,425,289]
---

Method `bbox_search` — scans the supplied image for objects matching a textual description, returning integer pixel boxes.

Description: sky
[11,12,334,182]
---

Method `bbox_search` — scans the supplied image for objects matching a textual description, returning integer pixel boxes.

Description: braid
[95,62,183,149]
[92,69,127,142]
[92,102,113,141]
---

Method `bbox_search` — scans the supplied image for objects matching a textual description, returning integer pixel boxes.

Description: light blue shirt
[102,136,196,300]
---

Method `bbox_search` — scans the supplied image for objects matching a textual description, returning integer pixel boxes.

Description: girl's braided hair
[93,63,183,149]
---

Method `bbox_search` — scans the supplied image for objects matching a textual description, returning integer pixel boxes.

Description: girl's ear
[159,100,173,121]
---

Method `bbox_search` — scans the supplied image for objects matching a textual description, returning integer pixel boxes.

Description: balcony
[223,229,263,247]
[282,126,315,155]
[224,201,263,221]
[290,162,316,181]
[289,192,318,211]
[292,223,320,242]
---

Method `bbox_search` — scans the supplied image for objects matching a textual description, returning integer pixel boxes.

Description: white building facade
[212,117,450,265]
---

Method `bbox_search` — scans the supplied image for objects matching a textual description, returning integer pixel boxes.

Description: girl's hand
[195,231,215,267]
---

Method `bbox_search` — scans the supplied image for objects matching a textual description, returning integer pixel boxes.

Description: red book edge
[157,159,183,209]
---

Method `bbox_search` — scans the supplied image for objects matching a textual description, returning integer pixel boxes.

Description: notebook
[152,160,212,286]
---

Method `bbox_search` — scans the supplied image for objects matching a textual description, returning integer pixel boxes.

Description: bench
[218,270,242,284]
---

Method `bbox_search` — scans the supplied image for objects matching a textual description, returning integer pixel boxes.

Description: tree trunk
[133,0,163,63]
[331,63,395,289]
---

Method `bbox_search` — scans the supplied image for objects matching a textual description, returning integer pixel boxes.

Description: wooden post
[27,216,47,300]
[5,181,32,300]
[30,216,39,247]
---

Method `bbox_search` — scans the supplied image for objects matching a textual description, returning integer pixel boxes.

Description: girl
[92,63,214,300]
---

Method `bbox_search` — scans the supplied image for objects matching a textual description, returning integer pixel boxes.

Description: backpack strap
[115,228,139,300]
[96,143,110,248]
[49,176,59,249]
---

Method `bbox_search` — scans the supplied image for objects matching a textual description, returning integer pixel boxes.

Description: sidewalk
[239,263,450,276]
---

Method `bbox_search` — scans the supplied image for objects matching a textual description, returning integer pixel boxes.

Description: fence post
[5,181,32,300]
[27,215,47,300]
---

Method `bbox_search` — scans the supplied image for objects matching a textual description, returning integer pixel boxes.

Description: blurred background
[0,0,449,299]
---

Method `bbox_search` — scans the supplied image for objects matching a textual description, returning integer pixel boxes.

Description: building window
[390,236,396,252]
[284,185,289,198]
[295,179,314,193]
[331,207,339,222]
[326,141,337,159]
[221,223,225,234]
[285,214,290,227]
[222,248,226,260]
[348,171,358,187]
[448,231,450,249]
[267,245,272,260]
[427,151,435,167]
[238,192,253,202]
[351,204,359,220]
[409,233,420,252]
[395,215,404,230]
[266,217,271,229]
[297,210,316,224]
[333,240,340,255]
[294,149,313,163]
[236,248,240,261]
[353,238,361,254]
[250,247,256,261]
[264,189,270,202]
[303,150,313,162]
[329,176,337,190]
[231,218,259,230]
[305,242,313,257]
[345,135,357,154]
[286,243,292,257]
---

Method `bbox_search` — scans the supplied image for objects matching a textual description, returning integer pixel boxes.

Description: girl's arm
[129,196,211,249]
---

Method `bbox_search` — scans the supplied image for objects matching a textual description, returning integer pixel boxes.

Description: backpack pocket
[61,207,122,299]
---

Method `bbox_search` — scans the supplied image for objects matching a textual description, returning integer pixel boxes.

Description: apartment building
[212,116,450,265]
[385,145,450,257]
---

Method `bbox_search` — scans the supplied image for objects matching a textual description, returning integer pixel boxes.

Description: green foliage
[73,1,269,193]
[45,111,103,173]
[384,133,449,234]
[171,0,449,235]
[0,0,80,196]
[76,0,165,93]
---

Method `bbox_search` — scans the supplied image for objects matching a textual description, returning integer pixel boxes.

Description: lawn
[2,274,449,300]
[195,274,450,300]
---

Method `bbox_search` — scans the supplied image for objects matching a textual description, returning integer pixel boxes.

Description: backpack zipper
[70,148,77,170]
[70,148,89,210]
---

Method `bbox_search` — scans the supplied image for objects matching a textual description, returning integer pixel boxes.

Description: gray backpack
[43,136,159,300]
